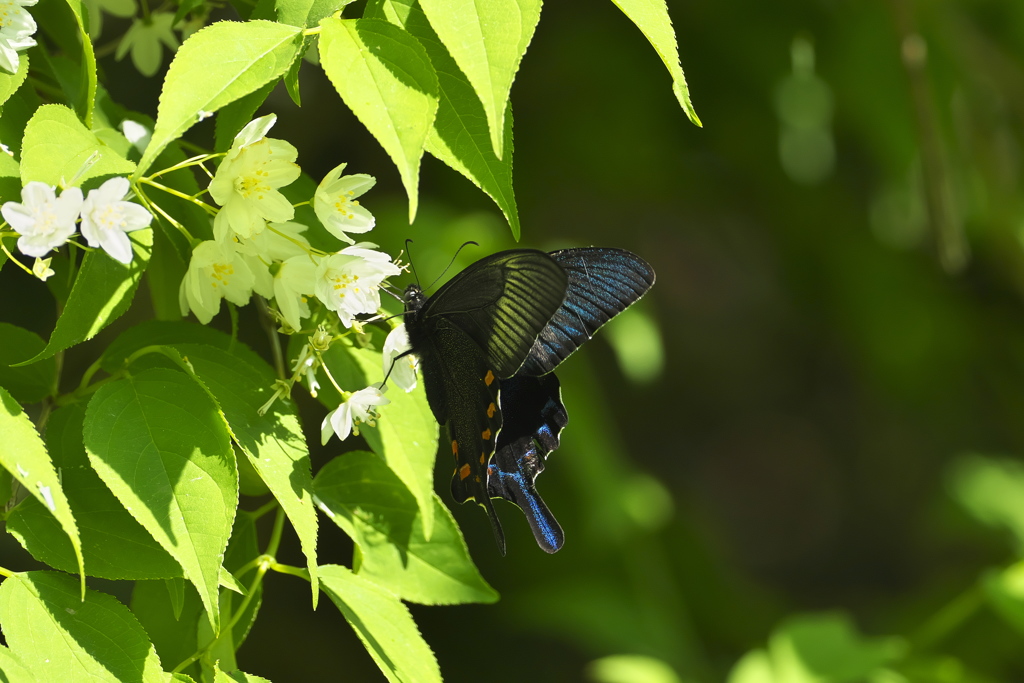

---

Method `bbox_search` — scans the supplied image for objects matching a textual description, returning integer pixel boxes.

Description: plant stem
[910,582,983,652]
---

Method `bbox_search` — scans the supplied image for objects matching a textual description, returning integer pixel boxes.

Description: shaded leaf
[314,450,497,604]
[319,565,442,683]
[7,403,182,579]
[0,387,85,590]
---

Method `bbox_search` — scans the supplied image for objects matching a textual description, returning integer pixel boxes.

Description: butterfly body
[403,247,655,554]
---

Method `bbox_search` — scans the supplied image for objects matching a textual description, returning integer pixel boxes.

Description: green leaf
[213,82,276,153]
[949,454,1024,549]
[314,450,497,605]
[20,104,135,187]
[16,228,152,365]
[215,667,271,683]
[321,340,438,536]
[726,650,774,683]
[0,387,85,592]
[83,367,238,632]
[132,514,263,680]
[318,17,438,222]
[608,0,700,126]
[101,320,244,373]
[7,404,182,579]
[0,644,39,683]
[319,565,442,683]
[767,613,903,682]
[0,55,29,109]
[0,323,56,403]
[148,221,187,321]
[0,152,20,179]
[587,655,682,683]
[62,0,99,125]
[276,0,354,27]
[0,571,167,682]
[169,342,320,605]
[136,20,303,176]
[369,0,519,238]
[418,0,541,160]
[983,562,1024,638]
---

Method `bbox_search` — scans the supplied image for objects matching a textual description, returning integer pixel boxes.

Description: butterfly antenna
[380,283,404,302]
[405,238,420,285]
[425,241,479,293]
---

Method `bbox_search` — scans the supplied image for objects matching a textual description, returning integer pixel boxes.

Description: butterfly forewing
[424,250,568,378]
[520,248,656,376]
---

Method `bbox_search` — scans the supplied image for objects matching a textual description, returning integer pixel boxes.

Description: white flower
[313,244,401,327]
[121,119,151,153]
[209,115,300,242]
[31,256,53,281]
[114,12,178,77]
[79,177,152,264]
[382,324,417,392]
[1,182,83,258]
[291,343,321,397]
[321,384,389,444]
[274,255,317,332]
[179,240,255,324]
[0,0,38,74]
[313,163,375,243]
[235,220,310,262]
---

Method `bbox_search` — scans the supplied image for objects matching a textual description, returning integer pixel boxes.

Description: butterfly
[403,247,655,554]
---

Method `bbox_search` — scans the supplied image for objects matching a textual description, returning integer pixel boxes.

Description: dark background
[7,0,1024,680]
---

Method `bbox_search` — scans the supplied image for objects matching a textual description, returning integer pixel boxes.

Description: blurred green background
[237,0,1024,680]
[9,0,1024,680]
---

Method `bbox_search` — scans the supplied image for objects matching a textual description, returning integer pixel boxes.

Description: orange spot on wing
[451,440,459,455]
[459,464,471,480]
[479,453,486,465]
[482,428,492,440]
[487,402,497,418]
[484,370,495,386]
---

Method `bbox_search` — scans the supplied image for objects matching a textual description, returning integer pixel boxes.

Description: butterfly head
[403,283,427,314]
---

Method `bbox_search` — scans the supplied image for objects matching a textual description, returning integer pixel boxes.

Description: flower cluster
[0,0,38,74]
[0,177,153,276]
[176,115,419,446]
[180,115,402,333]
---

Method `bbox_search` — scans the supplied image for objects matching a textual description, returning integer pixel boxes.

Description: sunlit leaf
[136,20,303,175]
[0,571,166,682]
[83,367,237,631]
[608,0,700,126]
[318,17,438,222]
[418,0,541,160]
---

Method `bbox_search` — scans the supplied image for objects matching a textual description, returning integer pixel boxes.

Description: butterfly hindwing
[488,373,568,553]
[520,247,656,376]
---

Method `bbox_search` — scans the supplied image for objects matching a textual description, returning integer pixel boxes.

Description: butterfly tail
[481,495,507,556]
[488,439,565,553]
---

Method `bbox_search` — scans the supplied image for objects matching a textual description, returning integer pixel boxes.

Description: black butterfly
[403,248,655,554]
